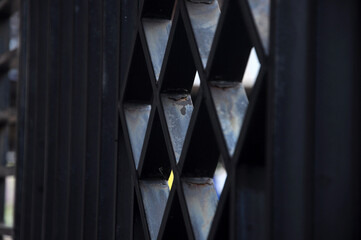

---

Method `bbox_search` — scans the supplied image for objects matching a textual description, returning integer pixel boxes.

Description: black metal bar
[115,0,138,238]
[82,0,102,239]
[67,0,88,239]
[29,0,48,239]
[97,0,120,239]
[313,0,360,239]
[19,0,39,238]
[41,0,60,238]
[53,0,74,239]
[270,0,316,239]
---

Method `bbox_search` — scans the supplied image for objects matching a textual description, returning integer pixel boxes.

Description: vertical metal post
[271,0,360,240]
[115,0,138,239]
[269,0,316,239]
[83,0,102,239]
[19,0,39,238]
[97,0,120,239]
[313,0,360,239]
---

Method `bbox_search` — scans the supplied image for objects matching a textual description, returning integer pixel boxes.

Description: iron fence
[15,0,361,240]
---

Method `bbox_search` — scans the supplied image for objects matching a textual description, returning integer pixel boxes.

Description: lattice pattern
[119,0,269,239]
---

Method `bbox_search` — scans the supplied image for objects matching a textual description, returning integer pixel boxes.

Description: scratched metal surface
[209,82,248,156]
[161,94,193,163]
[140,180,170,240]
[185,0,221,67]
[247,0,270,52]
[183,178,218,240]
[143,19,172,80]
[124,104,151,168]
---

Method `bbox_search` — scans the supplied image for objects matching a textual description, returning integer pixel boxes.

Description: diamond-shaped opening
[182,166,228,240]
[209,81,249,156]
[158,190,190,240]
[180,101,219,177]
[181,158,228,240]
[123,35,153,102]
[179,102,225,240]
[185,0,222,67]
[123,34,153,169]
[208,0,252,82]
[159,14,202,164]
[247,0,270,53]
[134,192,146,240]
[138,109,171,179]
[139,180,169,240]
[142,1,176,81]
[160,14,196,93]
[242,47,261,96]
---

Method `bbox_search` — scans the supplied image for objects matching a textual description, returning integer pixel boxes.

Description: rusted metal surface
[161,93,193,162]
[139,180,170,240]
[182,178,218,240]
[143,18,172,80]
[185,0,220,67]
[209,81,248,156]
[248,0,270,52]
[124,104,151,168]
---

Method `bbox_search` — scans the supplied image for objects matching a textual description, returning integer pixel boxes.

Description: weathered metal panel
[161,94,193,163]
[247,0,270,52]
[209,81,248,156]
[140,180,169,240]
[185,0,220,67]
[183,178,218,240]
[143,18,172,80]
[124,104,151,169]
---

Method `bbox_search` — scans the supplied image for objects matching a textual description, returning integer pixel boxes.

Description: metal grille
[119,0,269,239]
[15,0,361,240]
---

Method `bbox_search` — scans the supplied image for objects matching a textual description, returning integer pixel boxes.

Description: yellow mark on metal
[168,171,174,189]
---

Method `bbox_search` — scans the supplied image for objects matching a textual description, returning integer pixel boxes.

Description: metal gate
[14,0,361,240]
